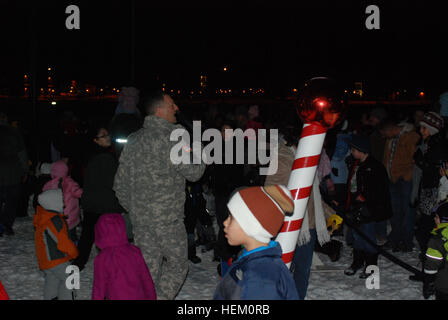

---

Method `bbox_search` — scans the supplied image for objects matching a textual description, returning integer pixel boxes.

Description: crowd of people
[1,81,448,300]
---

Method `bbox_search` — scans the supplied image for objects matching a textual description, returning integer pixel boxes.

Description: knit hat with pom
[227,185,294,243]
[420,111,444,136]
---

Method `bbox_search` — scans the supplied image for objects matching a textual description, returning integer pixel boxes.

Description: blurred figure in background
[0,112,29,236]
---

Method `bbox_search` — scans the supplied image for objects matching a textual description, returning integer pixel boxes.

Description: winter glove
[423,274,436,299]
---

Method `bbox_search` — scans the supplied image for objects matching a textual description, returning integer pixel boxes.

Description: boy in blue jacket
[213,184,299,300]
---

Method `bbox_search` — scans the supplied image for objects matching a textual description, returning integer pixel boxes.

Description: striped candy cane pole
[276,123,327,268]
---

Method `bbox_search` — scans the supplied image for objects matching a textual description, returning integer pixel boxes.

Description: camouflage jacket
[113,115,206,227]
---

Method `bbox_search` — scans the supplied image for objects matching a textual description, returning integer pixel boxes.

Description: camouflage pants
[134,222,188,300]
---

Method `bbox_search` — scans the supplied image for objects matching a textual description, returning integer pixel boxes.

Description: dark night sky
[1,1,447,97]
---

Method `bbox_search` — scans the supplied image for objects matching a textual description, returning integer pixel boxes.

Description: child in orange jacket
[34,189,79,300]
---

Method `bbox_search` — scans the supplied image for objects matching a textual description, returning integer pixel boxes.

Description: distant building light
[293,88,298,93]
[48,67,51,71]
[51,101,57,105]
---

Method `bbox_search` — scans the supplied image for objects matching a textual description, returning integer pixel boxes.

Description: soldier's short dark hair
[144,91,167,115]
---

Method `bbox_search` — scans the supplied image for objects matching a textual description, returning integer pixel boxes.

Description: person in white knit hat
[213,184,299,300]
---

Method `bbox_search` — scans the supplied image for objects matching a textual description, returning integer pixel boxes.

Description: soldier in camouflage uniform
[113,93,206,300]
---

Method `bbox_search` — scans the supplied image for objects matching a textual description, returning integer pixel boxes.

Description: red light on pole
[315,98,328,109]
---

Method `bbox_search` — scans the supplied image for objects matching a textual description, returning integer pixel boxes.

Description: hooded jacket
[33,190,78,270]
[42,160,83,229]
[213,241,299,300]
[92,214,156,300]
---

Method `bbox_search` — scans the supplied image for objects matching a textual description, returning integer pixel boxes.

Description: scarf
[296,173,331,247]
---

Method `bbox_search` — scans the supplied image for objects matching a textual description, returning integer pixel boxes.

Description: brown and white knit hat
[420,111,444,135]
[227,185,294,243]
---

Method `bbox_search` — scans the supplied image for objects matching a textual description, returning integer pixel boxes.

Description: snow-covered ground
[0,205,428,300]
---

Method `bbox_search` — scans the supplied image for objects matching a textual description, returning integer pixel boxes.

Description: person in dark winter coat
[422,202,448,300]
[414,112,447,258]
[92,213,156,300]
[212,123,245,275]
[344,135,392,278]
[73,126,125,271]
[0,112,29,236]
[213,185,299,300]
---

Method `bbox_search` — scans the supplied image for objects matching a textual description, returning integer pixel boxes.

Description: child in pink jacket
[42,160,83,232]
[92,213,156,300]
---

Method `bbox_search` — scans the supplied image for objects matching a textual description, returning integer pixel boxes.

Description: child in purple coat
[92,213,156,300]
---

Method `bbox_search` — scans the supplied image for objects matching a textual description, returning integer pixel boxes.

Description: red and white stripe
[275,123,327,268]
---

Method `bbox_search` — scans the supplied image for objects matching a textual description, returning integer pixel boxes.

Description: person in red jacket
[34,189,79,300]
